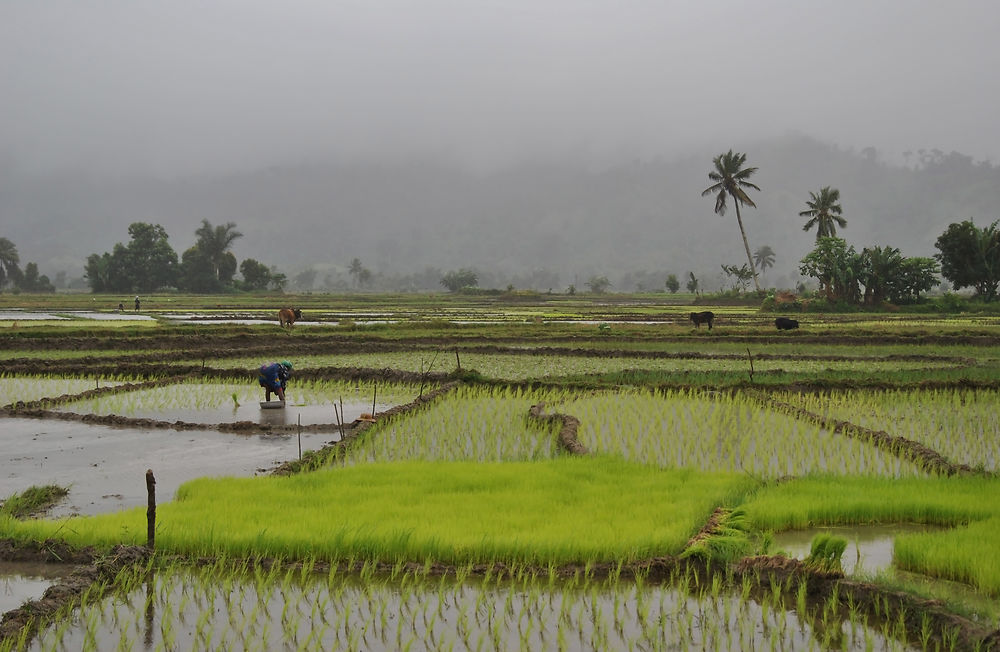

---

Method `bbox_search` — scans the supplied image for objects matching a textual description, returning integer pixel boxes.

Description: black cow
[689,311,715,330]
[775,317,799,331]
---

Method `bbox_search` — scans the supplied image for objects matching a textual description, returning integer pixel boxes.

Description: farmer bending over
[258,360,293,402]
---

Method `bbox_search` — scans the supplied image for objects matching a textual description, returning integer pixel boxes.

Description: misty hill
[3,134,999,292]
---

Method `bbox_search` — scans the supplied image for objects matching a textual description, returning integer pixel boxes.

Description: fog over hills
[3,135,999,291]
[2,1,999,291]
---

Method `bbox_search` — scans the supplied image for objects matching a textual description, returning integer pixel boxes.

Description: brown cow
[278,307,302,328]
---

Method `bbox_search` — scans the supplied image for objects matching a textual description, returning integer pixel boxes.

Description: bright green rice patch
[743,474,1000,595]
[0,459,754,565]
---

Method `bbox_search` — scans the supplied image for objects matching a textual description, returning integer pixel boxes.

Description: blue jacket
[258,362,290,390]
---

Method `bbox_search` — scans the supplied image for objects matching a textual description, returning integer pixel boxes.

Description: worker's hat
[281,360,293,370]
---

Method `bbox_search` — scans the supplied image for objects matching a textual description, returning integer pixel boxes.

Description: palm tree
[753,245,775,285]
[0,237,20,289]
[194,220,243,283]
[702,150,762,292]
[800,186,846,240]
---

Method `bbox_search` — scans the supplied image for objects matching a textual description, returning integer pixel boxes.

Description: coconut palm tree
[702,150,762,291]
[194,220,243,284]
[0,237,20,289]
[753,245,775,285]
[800,186,846,240]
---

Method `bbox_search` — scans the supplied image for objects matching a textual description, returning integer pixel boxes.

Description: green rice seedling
[207,350,958,383]
[804,533,848,575]
[557,388,924,477]
[0,374,133,406]
[776,388,1000,471]
[344,385,566,464]
[54,378,421,421]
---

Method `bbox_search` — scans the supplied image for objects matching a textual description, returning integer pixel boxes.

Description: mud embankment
[527,403,587,455]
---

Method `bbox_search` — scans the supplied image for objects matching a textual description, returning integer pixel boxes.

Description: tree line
[3,152,999,302]
[702,149,1000,305]
[82,220,286,294]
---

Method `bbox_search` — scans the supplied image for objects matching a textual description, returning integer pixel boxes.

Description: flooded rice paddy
[0,418,334,517]
[26,567,919,652]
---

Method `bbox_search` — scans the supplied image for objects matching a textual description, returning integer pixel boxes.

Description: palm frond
[714,190,728,215]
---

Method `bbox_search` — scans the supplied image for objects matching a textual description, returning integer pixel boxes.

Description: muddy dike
[527,402,588,455]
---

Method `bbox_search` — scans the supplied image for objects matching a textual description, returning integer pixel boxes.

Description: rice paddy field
[1,292,999,650]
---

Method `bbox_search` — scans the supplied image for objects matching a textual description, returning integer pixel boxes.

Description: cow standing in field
[278,307,302,328]
[689,311,715,330]
[775,317,800,331]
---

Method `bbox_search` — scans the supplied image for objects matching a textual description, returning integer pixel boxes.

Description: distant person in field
[118,302,125,312]
[258,360,293,402]
[134,296,141,311]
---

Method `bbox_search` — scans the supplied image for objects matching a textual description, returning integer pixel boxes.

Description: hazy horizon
[3,1,999,178]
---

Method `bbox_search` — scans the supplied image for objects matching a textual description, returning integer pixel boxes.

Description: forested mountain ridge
[2,134,998,291]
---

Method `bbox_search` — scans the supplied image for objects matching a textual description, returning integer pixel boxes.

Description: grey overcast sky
[2,0,997,176]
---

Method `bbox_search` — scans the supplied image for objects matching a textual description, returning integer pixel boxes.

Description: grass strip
[0,459,753,566]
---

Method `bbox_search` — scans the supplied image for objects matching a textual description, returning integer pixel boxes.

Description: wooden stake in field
[335,398,346,440]
[371,382,377,418]
[145,469,156,549]
[297,414,302,460]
